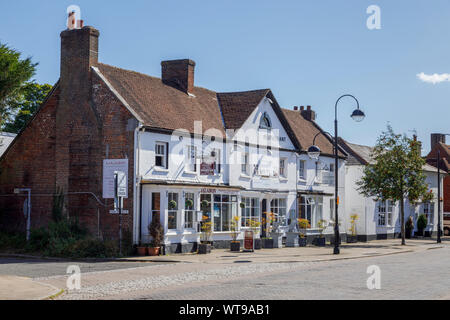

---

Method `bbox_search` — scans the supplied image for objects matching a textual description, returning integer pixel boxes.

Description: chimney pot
[301,105,316,121]
[294,106,298,111]
[300,106,305,111]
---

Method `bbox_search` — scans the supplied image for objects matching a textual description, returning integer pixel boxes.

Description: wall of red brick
[0,88,59,232]
[0,71,137,241]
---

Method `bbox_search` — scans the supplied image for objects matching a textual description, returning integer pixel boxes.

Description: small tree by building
[357,125,431,245]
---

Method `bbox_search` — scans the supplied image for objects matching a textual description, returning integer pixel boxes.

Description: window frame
[299,160,306,180]
[155,142,168,169]
[167,192,179,230]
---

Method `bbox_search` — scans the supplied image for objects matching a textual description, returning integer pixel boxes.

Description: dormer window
[259,112,272,130]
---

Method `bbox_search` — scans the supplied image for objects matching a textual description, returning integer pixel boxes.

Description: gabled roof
[217,89,269,130]
[426,142,450,172]
[96,63,226,135]
[339,139,374,165]
[282,109,345,157]
[0,132,17,157]
[341,139,441,173]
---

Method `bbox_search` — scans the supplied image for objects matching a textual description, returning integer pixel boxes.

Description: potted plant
[347,214,359,243]
[136,244,147,256]
[199,216,212,254]
[246,218,261,250]
[260,214,273,248]
[416,214,427,237]
[230,216,241,252]
[148,218,163,256]
[298,218,310,247]
[315,219,327,247]
[405,216,414,239]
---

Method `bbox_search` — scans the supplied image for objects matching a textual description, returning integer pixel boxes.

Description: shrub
[148,218,164,247]
[417,214,427,231]
[0,232,27,251]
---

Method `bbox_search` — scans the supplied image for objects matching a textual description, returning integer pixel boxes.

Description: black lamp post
[308,95,365,254]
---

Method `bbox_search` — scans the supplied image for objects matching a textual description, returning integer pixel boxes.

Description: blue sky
[1,1,449,153]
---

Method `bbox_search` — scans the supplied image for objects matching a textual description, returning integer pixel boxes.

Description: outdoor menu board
[244,230,254,252]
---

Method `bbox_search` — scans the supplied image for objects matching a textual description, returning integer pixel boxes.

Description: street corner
[0,275,61,300]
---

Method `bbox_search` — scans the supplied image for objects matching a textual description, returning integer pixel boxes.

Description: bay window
[184,192,195,229]
[167,192,178,230]
[270,198,287,226]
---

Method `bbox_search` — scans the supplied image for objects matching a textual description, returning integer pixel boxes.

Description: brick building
[0,22,345,251]
[426,134,450,214]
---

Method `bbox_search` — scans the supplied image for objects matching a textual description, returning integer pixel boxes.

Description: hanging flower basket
[169,200,177,209]
[240,202,246,209]
[201,200,210,208]
[185,199,194,208]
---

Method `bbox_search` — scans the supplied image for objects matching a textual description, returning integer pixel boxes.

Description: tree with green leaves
[357,125,433,245]
[2,82,52,133]
[0,43,37,127]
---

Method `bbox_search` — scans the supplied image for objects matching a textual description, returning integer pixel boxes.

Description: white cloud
[416,72,450,84]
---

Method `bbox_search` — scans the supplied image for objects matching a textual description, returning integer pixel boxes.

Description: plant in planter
[230,216,241,252]
[315,219,327,247]
[148,218,163,256]
[199,216,212,254]
[347,214,359,243]
[416,214,427,237]
[248,218,262,250]
[136,244,147,256]
[405,216,414,239]
[298,218,310,247]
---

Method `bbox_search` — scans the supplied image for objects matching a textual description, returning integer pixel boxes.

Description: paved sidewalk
[1,239,445,300]
[120,239,445,264]
[0,275,60,300]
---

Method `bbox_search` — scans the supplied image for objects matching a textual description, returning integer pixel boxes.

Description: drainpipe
[134,122,144,245]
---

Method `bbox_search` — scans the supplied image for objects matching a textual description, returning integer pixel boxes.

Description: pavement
[0,238,446,300]
[0,275,61,300]
[119,239,445,264]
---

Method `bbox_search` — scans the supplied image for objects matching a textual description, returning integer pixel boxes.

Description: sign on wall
[103,159,128,199]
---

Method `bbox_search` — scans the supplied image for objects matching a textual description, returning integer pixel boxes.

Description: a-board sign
[244,230,254,252]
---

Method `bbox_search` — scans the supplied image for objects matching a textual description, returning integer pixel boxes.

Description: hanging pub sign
[200,162,215,176]
[243,230,254,252]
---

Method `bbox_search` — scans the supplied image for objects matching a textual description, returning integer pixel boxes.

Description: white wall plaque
[103,159,128,199]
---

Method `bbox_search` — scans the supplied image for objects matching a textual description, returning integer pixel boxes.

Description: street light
[308,95,365,255]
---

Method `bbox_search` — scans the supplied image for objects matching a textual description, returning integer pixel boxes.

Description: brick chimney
[161,59,196,94]
[300,105,316,121]
[431,133,446,150]
[60,26,99,95]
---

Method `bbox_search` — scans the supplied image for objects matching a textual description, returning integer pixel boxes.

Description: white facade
[135,97,345,246]
[344,162,444,240]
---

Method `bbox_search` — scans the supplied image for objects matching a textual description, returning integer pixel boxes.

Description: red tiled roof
[96,63,226,135]
[282,109,344,157]
[217,89,270,130]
